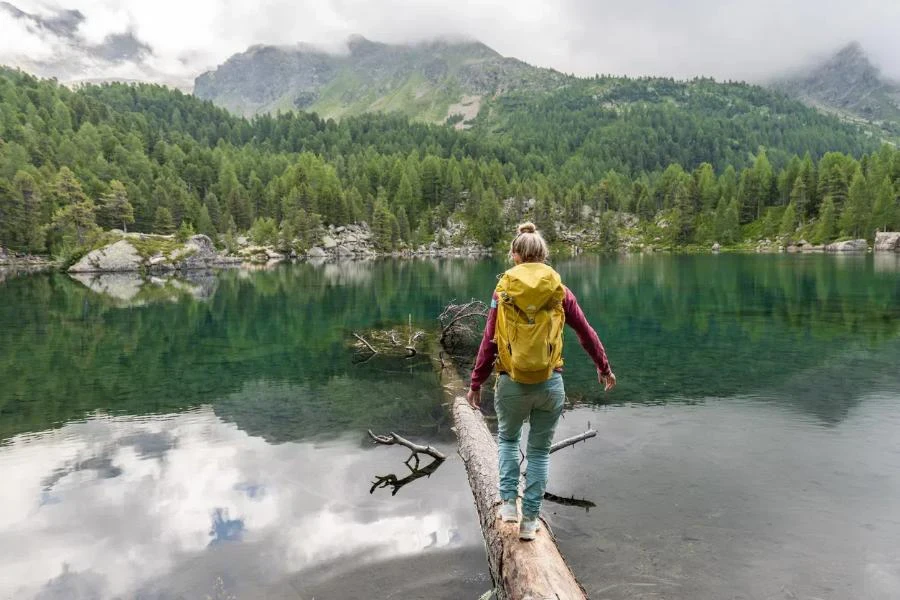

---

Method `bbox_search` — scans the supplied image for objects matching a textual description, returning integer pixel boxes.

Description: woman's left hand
[599,370,617,392]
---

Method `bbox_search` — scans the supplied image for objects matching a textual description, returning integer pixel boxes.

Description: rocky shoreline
[3,226,899,277]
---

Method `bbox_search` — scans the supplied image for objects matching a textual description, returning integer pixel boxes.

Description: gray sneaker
[498,499,518,523]
[519,515,541,541]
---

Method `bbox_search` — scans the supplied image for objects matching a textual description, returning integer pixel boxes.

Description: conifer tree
[99,180,135,232]
[153,206,175,235]
[839,171,871,239]
[814,196,837,244]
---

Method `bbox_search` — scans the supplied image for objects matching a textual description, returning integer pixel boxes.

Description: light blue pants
[495,372,566,518]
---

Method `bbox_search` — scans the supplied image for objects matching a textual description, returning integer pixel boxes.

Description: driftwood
[351,317,426,361]
[438,299,488,350]
[367,430,446,496]
[435,352,588,600]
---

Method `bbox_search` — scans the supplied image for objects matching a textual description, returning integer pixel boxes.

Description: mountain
[193,35,568,122]
[771,42,900,135]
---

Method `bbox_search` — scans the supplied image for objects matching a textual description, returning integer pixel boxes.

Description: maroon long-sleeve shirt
[469,287,612,391]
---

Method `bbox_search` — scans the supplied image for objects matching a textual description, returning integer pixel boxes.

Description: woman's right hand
[466,387,481,409]
[599,370,617,392]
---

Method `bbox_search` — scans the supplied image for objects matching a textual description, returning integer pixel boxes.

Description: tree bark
[434,354,588,600]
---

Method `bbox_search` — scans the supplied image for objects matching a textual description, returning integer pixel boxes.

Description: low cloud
[0,0,898,89]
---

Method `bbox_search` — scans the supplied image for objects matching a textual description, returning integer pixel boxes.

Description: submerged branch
[367,430,446,461]
[543,491,597,510]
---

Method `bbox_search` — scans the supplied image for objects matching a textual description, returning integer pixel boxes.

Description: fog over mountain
[1,0,898,89]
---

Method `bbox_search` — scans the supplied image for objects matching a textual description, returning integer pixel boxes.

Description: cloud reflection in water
[0,407,479,599]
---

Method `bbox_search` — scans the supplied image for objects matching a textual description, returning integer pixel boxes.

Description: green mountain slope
[472,76,878,173]
[771,42,900,139]
[193,35,568,121]
[1,65,896,263]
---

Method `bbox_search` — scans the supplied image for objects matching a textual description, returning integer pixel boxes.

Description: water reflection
[69,271,219,305]
[2,255,899,599]
[551,399,900,600]
[0,408,484,599]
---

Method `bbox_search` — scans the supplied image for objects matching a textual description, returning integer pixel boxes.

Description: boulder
[712,242,721,252]
[825,239,868,252]
[307,247,327,258]
[874,232,900,252]
[335,245,355,257]
[69,240,142,273]
[175,234,219,269]
[322,235,337,249]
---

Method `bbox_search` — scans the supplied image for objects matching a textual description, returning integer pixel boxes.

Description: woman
[466,222,616,540]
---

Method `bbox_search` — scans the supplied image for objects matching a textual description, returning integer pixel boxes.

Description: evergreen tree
[871,177,896,233]
[153,206,175,235]
[250,217,278,246]
[204,192,222,232]
[839,171,871,239]
[472,190,504,247]
[371,199,394,251]
[597,212,620,253]
[673,181,695,244]
[99,180,135,232]
[714,196,739,244]
[48,199,98,252]
[779,202,797,241]
[196,205,215,237]
[813,196,837,244]
[396,207,411,243]
[789,176,810,226]
[52,167,88,209]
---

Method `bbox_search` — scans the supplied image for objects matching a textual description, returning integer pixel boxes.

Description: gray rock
[69,240,142,273]
[712,242,721,252]
[335,245,354,257]
[175,234,219,269]
[322,235,337,249]
[874,231,900,252]
[826,239,868,252]
[334,226,346,234]
[307,247,327,258]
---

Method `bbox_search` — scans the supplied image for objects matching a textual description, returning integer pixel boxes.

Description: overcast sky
[1,0,899,88]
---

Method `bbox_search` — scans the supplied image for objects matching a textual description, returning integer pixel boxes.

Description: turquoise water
[1,254,899,599]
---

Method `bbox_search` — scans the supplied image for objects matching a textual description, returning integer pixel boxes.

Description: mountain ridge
[193,35,569,122]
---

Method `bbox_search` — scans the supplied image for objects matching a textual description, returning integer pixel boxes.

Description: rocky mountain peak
[770,42,900,126]
[819,41,881,83]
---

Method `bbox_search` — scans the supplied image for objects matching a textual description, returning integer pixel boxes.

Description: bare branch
[550,429,597,454]
[367,430,446,460]
[352,333,378,354]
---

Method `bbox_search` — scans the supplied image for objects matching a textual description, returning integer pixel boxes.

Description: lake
[1,254,899,600]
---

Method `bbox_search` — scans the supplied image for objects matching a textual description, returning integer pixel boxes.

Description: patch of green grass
[128,236,183,260]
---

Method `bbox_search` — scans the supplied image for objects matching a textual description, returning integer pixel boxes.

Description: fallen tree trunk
[434,353,588,600]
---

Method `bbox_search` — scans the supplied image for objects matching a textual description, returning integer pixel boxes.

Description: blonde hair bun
[510,222,549,263]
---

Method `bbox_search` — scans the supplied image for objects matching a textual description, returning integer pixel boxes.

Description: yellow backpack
[494,262,566,384]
